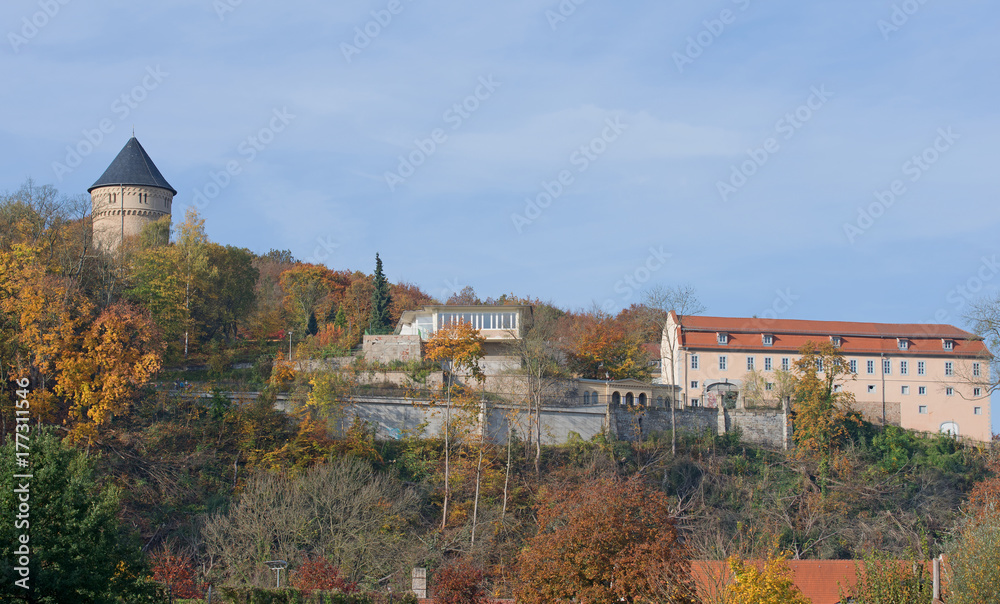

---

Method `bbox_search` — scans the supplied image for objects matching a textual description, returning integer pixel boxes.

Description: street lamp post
[264,560,287,588]
[288,330,293,361]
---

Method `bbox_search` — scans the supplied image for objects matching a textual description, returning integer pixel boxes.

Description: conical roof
[88,137,177,195]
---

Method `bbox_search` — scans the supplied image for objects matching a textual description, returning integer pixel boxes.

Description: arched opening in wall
[612,391,621,405]
[583,391,590,404]
[705,382,739,409]
[638,393,647,406]
[940,422,960,437]
[625,392,634,406]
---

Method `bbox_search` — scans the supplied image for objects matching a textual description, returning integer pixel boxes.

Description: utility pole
[287,330,293,361]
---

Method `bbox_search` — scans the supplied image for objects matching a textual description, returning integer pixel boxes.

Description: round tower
[89,137,176,252]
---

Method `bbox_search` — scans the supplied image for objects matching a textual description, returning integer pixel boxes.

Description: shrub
[432,559,488,604]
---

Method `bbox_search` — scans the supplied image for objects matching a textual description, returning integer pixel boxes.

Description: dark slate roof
[88,137,177,195]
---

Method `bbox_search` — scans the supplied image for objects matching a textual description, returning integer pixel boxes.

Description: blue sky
[4,1,1000,427]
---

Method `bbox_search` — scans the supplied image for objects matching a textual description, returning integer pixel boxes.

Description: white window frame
[945,362,954,376]
[975,407,983,415]
[943,339,954,351]
[691,381,699,389]
[762,334,773,346]
[781,357,790,371]
[918,386,926,395]
[901,385,909,395]
[717,332,729,345]
[946,387,954,396]
[883,358,891,375]
[764,357,773,371]
[747,356,755,371]
[974,362,981,377]
[867,360,875,375]
[917,361,925,376]
[919,405,928,414]
[849,359,857,374]
[690,354,699,370]
[974,387,982,397]
[719,355,728,371]
[868,384,877,393]
[900,360,908,375]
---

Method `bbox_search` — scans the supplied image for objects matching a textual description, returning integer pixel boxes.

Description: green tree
[307,310,319,336]
[846,554,933,604]
[368,253,393,334]
[0,427,156,602]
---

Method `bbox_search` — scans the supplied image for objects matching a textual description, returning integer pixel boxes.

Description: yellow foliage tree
[55,302,163,428]
[792,341,859,456]
[725,553,811,604]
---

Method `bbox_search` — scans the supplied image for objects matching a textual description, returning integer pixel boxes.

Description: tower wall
[90,185,172,251]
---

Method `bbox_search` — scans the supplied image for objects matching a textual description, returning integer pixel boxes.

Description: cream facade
[661,312,993,442]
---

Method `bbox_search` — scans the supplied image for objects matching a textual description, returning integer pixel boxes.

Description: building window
[717,332,729,345]
[918,386,926,395]
[974,362,981,377]
[868,385,877,393]
[691,354,699,370]
[883,358,891,375]
[945,362,954,376]
[747,357,755,371]
[691,381,699,389]
[849,359,857,374]
[764,357,772,371]
[763,334,773,346]
[901,386,909,395]
[833,384,842,392]
[974,387,983,397]
[781,357,790,371]
[867,360,875,375]
[917,361,925,375]
[946,387,954,396]
[900,360,908,375]
[583,391,590,404]
[831,336,842,347]
[975,407,983,415]
[766,382,774,391]
[897,338,909,350]
[817,358,824,372]
[719,356,728,371]
[919,405,928,414]
[691,398,700,407]
[943,339,954,351]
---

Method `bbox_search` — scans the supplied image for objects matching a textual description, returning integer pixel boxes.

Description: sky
[3,2,999,426]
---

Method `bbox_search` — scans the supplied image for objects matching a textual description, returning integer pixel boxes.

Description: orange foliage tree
[151,551,202,599]
[565,311,651,381]
[292,557,358,595]
[792,341,859,456]
[432,559,488,604]
[514,476,697,604]
[55,301,163,428]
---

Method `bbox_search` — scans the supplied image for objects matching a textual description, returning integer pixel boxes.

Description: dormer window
[943,339,954,351]
[717,332,729,345]
[897,338,909,351]
[831,336,842,347]
[762,334,773,346]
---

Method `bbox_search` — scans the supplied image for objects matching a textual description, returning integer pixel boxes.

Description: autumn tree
[566,310,651,381]
[447,285,481,306]
[433,559,489,604]
[724,553,810,604]
[368,253,393,334]
[425,321,485,529]
[292,557,358,594]
[791,341,859,456]
[515,476,697,604]
[846,554,934,604]
[175,208,210,358]
[55,301,163,430]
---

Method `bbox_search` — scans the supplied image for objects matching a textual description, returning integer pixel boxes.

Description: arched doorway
[638,393,647,406]
[625,392,634,406]
[612,391,621,405]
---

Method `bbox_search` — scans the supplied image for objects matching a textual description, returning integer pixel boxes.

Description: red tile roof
[678,315,990,358]
[692,560,862,604]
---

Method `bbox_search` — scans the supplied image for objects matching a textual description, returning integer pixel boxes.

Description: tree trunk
[471,436,483,548]
[502,419,512,521]
[441,370,451,531]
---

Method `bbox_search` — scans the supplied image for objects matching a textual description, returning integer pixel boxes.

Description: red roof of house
[677,315,990,358]
[691,560,863,604]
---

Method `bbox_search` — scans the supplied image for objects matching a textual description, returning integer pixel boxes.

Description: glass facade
[436,311,519,331]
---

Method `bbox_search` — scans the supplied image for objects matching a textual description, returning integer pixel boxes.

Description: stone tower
[89,137,176,252]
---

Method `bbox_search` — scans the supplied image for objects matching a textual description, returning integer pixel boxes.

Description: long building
[660,311,993,441]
